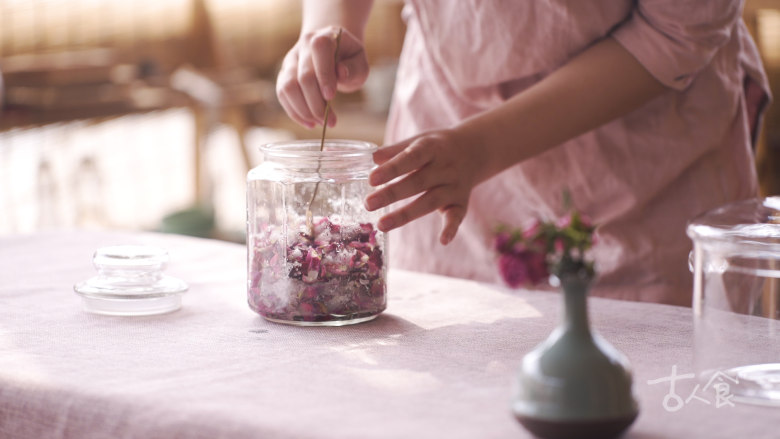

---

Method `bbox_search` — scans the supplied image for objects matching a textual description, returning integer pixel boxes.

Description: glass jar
[247,139,387,326]
[687,197,780,406]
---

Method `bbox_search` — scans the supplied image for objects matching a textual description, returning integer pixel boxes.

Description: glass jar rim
[259,139,377,159]
[686,197,780,254]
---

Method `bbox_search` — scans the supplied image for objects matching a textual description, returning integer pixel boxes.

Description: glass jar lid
[73,245,188,316]
[686,197,780,255]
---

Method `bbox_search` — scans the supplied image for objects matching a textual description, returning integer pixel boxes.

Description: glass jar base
[709,364,780,407]
[262,314,379,327]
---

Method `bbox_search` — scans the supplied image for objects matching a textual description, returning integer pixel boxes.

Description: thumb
[439,205,467,245]
[336,53,370,93]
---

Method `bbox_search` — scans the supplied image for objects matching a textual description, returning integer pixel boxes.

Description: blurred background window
[0,0,405,241]
[0,0,776,241]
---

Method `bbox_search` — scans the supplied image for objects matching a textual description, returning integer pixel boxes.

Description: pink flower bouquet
[495,209,596,288]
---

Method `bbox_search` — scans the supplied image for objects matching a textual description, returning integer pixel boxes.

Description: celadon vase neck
[560,276,591,336]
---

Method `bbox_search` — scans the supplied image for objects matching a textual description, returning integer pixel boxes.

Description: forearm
[459,37,669,183]
[302,0,374,40]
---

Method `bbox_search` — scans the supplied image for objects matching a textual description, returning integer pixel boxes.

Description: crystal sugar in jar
[247,140,387,326]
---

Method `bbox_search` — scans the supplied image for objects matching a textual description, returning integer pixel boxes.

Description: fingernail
[323,86,335,100]
[338,64,349,79]
[378,217,395,231]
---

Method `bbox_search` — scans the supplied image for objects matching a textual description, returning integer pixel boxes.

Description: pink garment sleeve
[611,0,742,90]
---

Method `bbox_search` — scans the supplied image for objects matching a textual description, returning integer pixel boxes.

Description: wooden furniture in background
[744,0,780,197]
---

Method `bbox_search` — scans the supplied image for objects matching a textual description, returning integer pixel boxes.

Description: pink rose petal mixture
[249,217,386,323]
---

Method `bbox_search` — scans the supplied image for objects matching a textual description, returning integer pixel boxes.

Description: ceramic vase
[512,275,639,439]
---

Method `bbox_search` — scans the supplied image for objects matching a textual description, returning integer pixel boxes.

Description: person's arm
[365,37,668,244]
[301,0,373,38]
[276,0,374,128]
[461,37,668,180]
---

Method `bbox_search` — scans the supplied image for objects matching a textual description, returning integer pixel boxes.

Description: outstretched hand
[276,26,369,128]
[364,130,488,245]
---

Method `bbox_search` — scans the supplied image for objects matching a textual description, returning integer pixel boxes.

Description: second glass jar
[247,140,387,326]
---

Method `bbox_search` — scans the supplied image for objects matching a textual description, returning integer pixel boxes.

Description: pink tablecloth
[0,231,777,438]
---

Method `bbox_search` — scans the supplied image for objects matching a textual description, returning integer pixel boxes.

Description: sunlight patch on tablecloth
[340,366,441,394]
[0,328,52,384]
[387,270,543,330]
